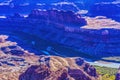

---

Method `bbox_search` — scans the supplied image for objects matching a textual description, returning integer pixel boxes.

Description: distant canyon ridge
[0,9,119,58]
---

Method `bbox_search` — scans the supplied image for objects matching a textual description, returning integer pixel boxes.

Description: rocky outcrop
[0,35,40,80]
[19,56,98,80]
[0,35,99,80]
[0,35,29,56]
[116,67,120,80]
[0,35,8,42]
[28,9,87,26]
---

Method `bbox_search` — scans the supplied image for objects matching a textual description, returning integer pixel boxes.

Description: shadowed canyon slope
[0,10,119,58]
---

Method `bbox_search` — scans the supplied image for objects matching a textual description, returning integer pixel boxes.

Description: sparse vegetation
[94,66,117,80]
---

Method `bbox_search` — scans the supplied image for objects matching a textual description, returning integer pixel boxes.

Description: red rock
[19,56,98,80]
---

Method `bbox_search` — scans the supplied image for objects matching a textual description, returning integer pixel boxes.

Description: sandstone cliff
[19,56,98,80]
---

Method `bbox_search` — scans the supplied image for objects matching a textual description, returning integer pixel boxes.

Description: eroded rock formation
[0,35,99,80]
[0,35,40,80]
[19,56,98,80]
[28,9,87,26]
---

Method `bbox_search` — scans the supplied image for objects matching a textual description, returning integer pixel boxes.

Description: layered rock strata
[0,35,99,80]
[0,35,40,80]
[28,9,87,26]
[0,10,119,57]
[19,56,98,80]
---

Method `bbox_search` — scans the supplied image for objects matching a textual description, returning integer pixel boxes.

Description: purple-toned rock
[116,67,120,80]
[84,63,97,77]
[75,57,84,66]
[19,56,98,80]
[68,69,91,80]
[19,65,51,80]
[28,9,87,26]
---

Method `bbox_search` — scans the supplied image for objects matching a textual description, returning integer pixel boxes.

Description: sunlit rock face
[116,67,120,80]
[19,56,98,80]
[89,1,120,21]
[28,9,87,26]
[0,35,99,80]
[0,35,31,56]
[0,35,40,80]
[81,16,120,29]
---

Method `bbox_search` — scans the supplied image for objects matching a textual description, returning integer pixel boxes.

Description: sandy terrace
[81,16,120,29]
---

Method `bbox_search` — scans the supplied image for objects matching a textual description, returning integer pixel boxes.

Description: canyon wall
[0,10,119,58]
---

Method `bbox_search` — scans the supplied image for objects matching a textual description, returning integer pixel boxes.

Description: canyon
[0,0,119,80]
[0,10,119,58]
[0,35,99,80]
